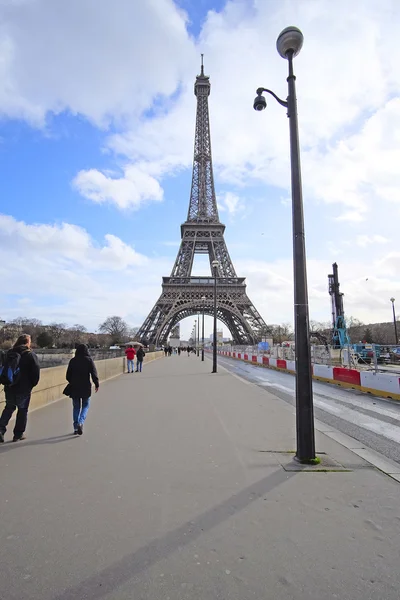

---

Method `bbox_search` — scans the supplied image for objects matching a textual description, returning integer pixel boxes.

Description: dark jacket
[5,345,40,396]
[66,344,99,399]
[136,348,145,361]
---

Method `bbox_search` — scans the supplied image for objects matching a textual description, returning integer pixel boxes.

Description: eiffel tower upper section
[187,57,219,224]
[136,59,267,346]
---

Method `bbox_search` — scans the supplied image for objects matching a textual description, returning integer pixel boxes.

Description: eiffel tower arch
[137,59,268,346]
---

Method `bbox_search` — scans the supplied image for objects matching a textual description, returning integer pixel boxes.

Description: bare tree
[69,324,88,346]
[346,316,364,343]
[98,316,129,344]
[47,323,67,347]
[129,326,140,340]
[10,317,43,344]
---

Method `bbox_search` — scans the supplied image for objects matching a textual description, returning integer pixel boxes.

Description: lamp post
[201,295,206,361]
[253,26,315,462]
[194,319,197,354]
[197,313,200,356]
[390,298,398,345]
[211,259,220,373]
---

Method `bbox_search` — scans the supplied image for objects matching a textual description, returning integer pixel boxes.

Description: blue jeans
[72,397,90,429]
[127,359,134,372]
[0,390,31,437]
[136,360,143,372]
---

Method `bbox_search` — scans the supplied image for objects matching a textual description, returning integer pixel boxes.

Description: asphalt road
[217,355,400,465]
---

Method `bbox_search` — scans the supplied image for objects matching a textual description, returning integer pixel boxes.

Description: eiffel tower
[137,58,267,346]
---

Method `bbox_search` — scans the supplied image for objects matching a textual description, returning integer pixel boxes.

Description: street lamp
[390,298,398,345]
[253,26,315,463]
[211,259,220,373]
[194,319,197,354]
[201,295,206,361]
[197,312,200,356]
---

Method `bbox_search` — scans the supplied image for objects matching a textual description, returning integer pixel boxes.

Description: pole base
[294,455,320,465]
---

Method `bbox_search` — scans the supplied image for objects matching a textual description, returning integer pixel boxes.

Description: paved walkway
[1,355,400,600]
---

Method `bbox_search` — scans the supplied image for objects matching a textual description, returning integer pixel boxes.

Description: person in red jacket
[125,345,136,373]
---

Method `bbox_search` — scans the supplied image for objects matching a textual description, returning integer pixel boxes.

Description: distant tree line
[0,316,139,350]
[263,316,399,346]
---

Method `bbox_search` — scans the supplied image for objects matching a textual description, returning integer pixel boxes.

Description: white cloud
[1,213,398,338]
[336,211,365,223]
[217,191,244,216]
[0,214,171,329]
[0,214,147,269]
[0,0,195,126]
[237,255,400,328]
[104,0,400,222]
[356,234,389,248]
[73,165,163,210]
[1,0,399,218]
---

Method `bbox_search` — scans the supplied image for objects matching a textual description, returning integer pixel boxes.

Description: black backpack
[0,349,27,386]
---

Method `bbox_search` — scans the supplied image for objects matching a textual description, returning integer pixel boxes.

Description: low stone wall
[0,351,163,412]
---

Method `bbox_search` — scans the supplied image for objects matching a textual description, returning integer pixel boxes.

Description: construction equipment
[328,263,381,364]
[328,263,350,349]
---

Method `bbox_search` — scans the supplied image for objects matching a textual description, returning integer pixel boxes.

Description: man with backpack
[0,334,40,443]
[135,346,145,372]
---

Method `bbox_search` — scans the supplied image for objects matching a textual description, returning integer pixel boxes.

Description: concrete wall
[0,351,163,412]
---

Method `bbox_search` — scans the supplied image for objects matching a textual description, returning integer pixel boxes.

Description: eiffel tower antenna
[136,64,268,346]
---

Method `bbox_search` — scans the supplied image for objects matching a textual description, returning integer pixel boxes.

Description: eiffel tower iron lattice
[136,59,268,346]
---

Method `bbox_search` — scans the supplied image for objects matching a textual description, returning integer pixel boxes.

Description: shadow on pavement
[52,467,294,600]
[0,434,78,453]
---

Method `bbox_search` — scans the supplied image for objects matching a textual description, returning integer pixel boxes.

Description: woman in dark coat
[66,344,99,435]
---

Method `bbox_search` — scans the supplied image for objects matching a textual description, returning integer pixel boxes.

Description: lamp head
[253,92,267,111]
[211,260,220,269]
[276,26,303,59]
[390,297,395,303]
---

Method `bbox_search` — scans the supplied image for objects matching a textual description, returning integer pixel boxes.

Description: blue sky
[0,0,399,340]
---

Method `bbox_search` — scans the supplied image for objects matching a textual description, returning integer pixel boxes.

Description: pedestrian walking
[0,334,40,443]
[164,347,168,357]
[135,347,145,372]
[125,344,136,373]
[178,347,181,356]
[168,346,173,356]
[65,344,99,436]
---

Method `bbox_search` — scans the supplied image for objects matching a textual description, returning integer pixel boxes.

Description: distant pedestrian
[168,346,172,356]
[125,345,136,373]
[187,346,191,357]
[65,344,99,436]
[178,347,181,356]
[164,347,168,357]
[0,334,40,443]
[135,347,145,372]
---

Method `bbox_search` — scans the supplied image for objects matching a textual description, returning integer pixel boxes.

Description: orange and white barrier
[216,350,400,401]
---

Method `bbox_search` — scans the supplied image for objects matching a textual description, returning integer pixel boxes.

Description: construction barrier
[286,360,296,373]
[333,367,361,387]
[360,371,400,397]
[216,350,400,401]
